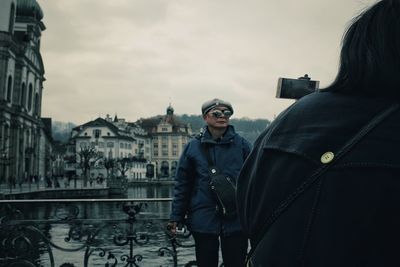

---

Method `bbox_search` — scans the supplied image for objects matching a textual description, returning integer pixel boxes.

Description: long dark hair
[326,0,400,96]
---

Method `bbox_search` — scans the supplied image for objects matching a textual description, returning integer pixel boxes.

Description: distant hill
[52,121,76,142]
[178,114,270,144]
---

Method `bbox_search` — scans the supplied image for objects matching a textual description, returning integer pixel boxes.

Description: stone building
[136,105,192,178]
[0,0,51,184]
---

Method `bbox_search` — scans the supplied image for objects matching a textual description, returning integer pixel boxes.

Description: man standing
[169,98,251,267]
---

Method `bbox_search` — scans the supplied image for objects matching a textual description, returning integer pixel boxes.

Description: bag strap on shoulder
[201,143,220,176]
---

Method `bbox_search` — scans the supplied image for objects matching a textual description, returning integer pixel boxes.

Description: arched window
[20,82,26,107]
[0,123,5,149]
[6,76,12,102]
[4,124,10,148]
[34,93,39,115]
[28,83,33,111]
[171,161,178,177]
[161,161,170,178]
[26,129,30,148]
[9,3,15,33]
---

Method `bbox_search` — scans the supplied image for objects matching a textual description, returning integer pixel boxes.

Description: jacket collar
[200,125,236,144]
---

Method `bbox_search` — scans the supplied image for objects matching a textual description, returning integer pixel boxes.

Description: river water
[7,184,198,267]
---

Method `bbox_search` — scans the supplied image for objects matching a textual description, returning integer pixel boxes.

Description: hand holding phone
[167,221,178,236]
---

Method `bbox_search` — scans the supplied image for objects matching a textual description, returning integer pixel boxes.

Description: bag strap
[201,143,220,176]
[246,102,400,264]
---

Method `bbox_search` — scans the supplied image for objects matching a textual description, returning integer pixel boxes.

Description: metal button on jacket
[321,152,334,164]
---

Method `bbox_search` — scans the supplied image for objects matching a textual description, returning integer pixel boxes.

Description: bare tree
[115,157,132,178]
[76,146,102,186]
[102,157,116,179]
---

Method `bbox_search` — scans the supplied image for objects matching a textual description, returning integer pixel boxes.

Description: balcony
[0,198,199,267]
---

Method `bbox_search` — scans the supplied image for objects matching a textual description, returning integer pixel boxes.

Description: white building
[69,117,150,181]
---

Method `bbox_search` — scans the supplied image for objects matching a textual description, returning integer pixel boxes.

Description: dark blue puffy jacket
[170,125,252,235]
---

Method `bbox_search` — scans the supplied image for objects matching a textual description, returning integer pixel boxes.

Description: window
[98,142,104,148]
[20,83,26,107]
[107,142,114,148]
[80,142,87,148]
[120,143,124,149]
[93,129,101,138]
[154,151,158,156]
[6,76,12,102]
[28,83,33,111]
[9,3,15,33]
[34,93,39,115]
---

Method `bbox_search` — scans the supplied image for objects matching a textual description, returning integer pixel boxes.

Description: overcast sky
[37,0,377,125]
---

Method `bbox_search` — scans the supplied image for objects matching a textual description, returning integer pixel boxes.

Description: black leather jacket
[237,91,400,267]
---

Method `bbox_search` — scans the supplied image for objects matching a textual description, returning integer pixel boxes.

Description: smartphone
[176,227,186,234]
[276,75,319,100]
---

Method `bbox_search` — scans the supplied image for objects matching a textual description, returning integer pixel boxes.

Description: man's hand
[167,221,178,236]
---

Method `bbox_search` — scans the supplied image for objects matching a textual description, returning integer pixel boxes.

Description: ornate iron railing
[0,198,199,267]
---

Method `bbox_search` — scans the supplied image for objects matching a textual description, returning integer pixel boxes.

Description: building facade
[137,105,192,178]
[0,0,51,184]
[68,117,150,181]
[66,106,193,180]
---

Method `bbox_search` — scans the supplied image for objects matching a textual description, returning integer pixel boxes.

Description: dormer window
[93,129,101,138]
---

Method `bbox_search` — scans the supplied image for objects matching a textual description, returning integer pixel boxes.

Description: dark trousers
[192,232,248,267]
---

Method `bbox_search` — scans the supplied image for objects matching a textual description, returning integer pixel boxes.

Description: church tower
[0,0,48,183]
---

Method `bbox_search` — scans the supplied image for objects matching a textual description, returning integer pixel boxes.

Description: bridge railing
[0,198,198,267]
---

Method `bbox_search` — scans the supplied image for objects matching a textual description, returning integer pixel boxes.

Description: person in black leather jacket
[237,1,400,266]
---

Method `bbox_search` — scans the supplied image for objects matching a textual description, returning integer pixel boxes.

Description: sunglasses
[210,109,232,118]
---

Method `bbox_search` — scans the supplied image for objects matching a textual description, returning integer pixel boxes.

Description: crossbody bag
[202,143,237,219]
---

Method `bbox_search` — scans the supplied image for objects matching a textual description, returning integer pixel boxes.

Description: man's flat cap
[201,98,234,116]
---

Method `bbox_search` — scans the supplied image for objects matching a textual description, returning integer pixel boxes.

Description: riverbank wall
[1,188,109,200]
